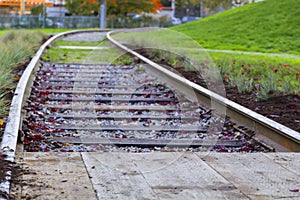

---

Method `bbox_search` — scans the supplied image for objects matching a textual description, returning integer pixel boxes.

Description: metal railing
[0,15,170,29]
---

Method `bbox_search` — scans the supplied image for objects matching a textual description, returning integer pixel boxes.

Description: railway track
[1,30,300,155]
[18,32,272,153]
[1,29,300,198]
[22,61,264,153]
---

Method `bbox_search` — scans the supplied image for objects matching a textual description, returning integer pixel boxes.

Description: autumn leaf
[14,75,20,81]
[0,119,4,126]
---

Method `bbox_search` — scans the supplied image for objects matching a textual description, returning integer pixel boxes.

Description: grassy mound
[172,0,300,55]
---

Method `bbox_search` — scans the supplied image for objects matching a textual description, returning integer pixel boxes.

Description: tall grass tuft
[0,30,45,120]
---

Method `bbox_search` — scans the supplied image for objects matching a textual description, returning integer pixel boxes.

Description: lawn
[0,28,66,36]
[53,39,107,47]
[111,28,300,100]
[172,0,300,55]
[43,40,125,64]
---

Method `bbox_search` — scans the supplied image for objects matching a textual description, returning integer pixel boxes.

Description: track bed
[22,62,268,153]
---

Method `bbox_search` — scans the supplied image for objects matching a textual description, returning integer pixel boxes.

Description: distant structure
[46,0,66,17]
[0,0,54,15]
[159,0,175,19]
[232,0,263,7]
[0,0,68,15]
[47,6,67,17]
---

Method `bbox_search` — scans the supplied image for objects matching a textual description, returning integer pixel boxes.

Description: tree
[66,0,99,16]
[174,0,232,17]
[65,0,162,16]
[108,0,162,17]
[31,5,43,16]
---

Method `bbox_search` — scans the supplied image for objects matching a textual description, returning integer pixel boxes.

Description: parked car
[171,17,181,25]
[181,16,201,23]
[127,13,141,20]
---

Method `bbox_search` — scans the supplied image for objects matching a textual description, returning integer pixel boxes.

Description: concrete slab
[263,153,300,176]
[82,152,247,199]
[62,32,107,42]
[82,152,158,199]
[200,153,300,199]
[20,152,96,200]
[16,152,300,199]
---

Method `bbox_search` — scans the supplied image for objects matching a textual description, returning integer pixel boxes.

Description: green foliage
[172,0,300,55]
[107,0,162,16]
[66,0,99,16]
[136,65,145,71]
[113,54,134,65]
[0,30,44,69]
[231,75,253,94]
[0,94,9,118]
[217,55,300,100]
[65,0,161,17]
[256,73,277,100]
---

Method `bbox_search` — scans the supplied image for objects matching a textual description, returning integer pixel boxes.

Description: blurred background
[0,0,259,29]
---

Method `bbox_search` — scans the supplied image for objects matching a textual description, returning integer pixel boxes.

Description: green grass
[208,52,300,68]
[43,40,124,64]
[172,0,300,55]
[0,30,6,36]
[211,52,300,99]
[0,28,67,36]
[37,28,82,34]
[0,28,102,36]
[112,29,300,67]
[53,39,107,47]
[36,28,103,34]
[169,0,300,99]
[112,29,300,99]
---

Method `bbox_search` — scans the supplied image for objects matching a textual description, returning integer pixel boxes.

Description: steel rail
[107,30,300,152]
